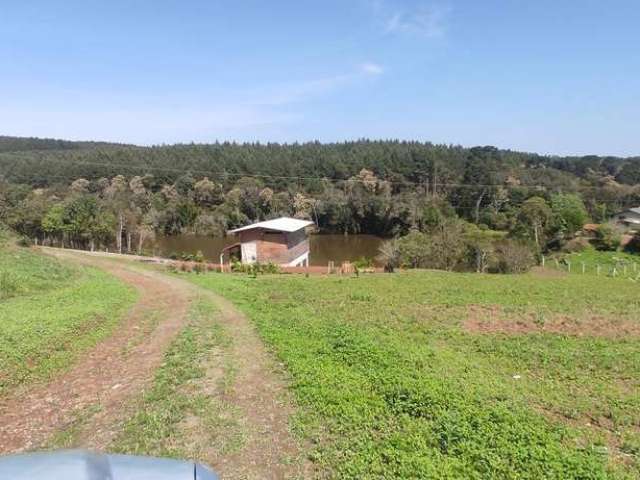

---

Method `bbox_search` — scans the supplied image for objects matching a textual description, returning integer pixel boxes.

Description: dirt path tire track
[0,250,194,452]
[0,249,310,479]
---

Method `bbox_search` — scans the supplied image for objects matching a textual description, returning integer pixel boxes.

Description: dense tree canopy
[1,136,639,260]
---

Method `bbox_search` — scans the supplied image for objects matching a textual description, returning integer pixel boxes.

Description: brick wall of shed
[257,232,289,262]
[238,228,309,264]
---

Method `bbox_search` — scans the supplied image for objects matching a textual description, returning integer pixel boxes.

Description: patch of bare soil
[0,251,193,453]
[465,304,640,338]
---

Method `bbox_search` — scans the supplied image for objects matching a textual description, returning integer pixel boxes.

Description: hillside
[1,135,640,189]
[0,135,128,154]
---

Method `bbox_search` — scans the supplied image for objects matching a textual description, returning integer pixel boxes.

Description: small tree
[517,196,552,248]
[377,238,400,272]
[593,224,621,251]
[550,193,589,239]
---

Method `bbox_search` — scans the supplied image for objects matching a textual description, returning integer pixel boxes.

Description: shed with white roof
[221,217,314,267]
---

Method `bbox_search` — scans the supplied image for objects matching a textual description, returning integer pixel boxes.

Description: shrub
[563,237,590,253]
[396,230,434,268]
[353,256,373,269]
[193,262,205,274]
[166,264,178,273]
[230,260,244,273]
[593,224,621,251]
[491,240,536,274]
[231,261,280,275]
[377,239,400,272]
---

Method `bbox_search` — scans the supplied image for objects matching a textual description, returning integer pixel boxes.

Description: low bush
[562,237,590,253]
[231,261,280,275]
[353,256,374,269]
[193,263,205,274]
[593,224,621,251]
[490,239,536,273]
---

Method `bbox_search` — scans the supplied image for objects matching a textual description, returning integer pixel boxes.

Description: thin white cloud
[369,1,450,38]
[247,63,383,106]
[361,62,384,76]
[0,63,383,144]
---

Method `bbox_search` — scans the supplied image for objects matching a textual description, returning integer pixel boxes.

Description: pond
[150,234,385,266]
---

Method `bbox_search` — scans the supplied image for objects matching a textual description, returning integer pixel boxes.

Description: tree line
[1,138,639,267]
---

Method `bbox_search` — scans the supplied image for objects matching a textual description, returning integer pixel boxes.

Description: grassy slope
[554,249,640,278]
[0,242,137,392]
[184,270,640,479]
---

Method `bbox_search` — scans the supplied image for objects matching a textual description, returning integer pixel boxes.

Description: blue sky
[1,1,639,156]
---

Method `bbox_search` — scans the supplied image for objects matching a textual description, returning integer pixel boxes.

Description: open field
[184,268,640,479]
[2,239,639,478]
[0,243,137,392]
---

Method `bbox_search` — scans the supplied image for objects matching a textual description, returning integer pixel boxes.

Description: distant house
[221,217,314,267]
[614,207,640,231]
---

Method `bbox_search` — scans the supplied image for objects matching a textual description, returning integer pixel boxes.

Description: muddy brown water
[150,234,385,266]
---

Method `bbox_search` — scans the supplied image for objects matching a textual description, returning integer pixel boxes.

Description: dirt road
[0,249,308,479]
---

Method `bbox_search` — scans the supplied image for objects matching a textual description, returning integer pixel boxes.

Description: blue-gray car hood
[0,450,218,480]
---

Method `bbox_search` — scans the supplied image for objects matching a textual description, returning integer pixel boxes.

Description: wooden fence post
[596,264,601,276]
[581,262,586,274]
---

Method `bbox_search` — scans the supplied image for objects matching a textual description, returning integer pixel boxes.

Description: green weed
[0,245,136,392]
[186,270,640,479]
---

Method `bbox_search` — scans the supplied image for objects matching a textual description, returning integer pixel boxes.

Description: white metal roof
[227,217,314,234]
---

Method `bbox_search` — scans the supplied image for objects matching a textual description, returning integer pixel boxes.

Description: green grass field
[551,248,640,279]
[0,242,137,392]
[184,269,640,479]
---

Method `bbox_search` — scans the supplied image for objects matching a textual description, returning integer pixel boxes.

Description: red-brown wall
[237,228,308,264]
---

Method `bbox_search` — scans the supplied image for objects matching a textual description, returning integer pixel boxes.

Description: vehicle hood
[0,450,217,480]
